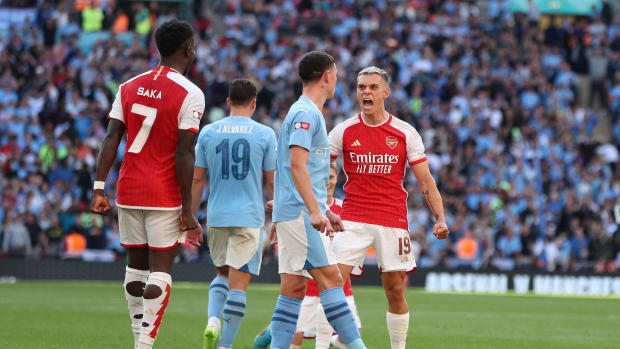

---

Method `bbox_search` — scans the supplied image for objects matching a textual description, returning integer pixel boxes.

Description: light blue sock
[208,275,229,320]
[220,289,246,348]
[269,295,301,349]
[320,287,365,348]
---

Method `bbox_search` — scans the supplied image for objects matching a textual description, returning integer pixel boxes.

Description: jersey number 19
[216,138,250,180]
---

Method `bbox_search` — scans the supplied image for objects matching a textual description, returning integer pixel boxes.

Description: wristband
[93,181,105,190]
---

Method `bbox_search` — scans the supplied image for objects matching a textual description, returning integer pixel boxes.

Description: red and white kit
[109,65,205,249]
[329,113,426,273]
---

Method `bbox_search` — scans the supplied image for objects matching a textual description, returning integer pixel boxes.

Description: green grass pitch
[1,281,619,348]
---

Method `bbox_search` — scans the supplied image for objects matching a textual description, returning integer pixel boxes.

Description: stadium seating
[0,0,618,273]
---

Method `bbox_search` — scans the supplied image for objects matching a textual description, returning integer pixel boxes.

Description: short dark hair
[298,51,335,84]
[228,78,257,106]
[155,20,194,58]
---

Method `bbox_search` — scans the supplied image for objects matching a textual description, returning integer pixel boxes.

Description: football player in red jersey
[90,20,204,349]
[329,66,449,349]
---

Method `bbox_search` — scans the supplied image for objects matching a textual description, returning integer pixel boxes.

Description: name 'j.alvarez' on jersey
[329,113,427,230]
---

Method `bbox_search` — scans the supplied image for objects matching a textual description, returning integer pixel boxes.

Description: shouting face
[357,73,390,114]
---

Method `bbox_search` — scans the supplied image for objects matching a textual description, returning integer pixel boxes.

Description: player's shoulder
[288,99,320,120]
[248,118,274,133]
[119,69,153,88]
[197,119,219,138]
[332,114,361,132]
[256,122,277,139]
[165,70,204,100]
[388,114,421,138]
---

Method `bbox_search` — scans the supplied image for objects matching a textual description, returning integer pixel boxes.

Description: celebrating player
[192,78,277,349]
[329,66,449,349]
[267,51,367,349]
[90,20,204,349]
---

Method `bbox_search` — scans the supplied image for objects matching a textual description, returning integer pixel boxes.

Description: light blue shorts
[275,212,337,278]
[207,226,264,276]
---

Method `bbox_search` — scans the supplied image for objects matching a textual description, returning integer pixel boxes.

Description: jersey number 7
[128,103,157,154]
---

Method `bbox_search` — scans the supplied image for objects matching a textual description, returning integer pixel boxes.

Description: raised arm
[412,161,449,239]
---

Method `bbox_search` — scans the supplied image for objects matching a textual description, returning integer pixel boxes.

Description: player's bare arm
[191,166,207,220]
[326,208,344,232]
[176,129,202,245]
[412,160,449,239]
[264,170,275,212]
[91,118,126,215]
[264,169,276,243]
[290,145,333,235]
[326,161,344,232]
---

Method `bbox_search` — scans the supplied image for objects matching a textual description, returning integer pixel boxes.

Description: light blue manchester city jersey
[273,96,330,222]
[195,116,277,228]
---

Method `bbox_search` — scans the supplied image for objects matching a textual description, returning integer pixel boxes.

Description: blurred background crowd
[1,0,619,273]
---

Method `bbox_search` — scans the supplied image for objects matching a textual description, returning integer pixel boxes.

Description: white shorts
[296,295,361,337]
[118,207,185,250]
[276,212,337,278]
[333,220,416,273]
[207,227,263,276]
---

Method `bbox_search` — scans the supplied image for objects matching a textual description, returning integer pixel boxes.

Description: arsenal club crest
[386,136,398,150]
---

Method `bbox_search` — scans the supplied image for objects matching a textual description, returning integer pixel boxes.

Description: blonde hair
[357,66,389,84]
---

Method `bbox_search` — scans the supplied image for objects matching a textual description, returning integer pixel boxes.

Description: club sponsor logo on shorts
[386,136,398,149]
[294,122,310,130]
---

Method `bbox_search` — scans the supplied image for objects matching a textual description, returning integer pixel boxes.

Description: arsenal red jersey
[109,66,205,209]
[329,113,426,230]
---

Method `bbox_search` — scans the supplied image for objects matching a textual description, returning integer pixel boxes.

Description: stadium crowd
[1,0,619,273]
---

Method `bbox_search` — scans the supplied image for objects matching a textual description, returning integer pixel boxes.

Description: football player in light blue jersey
[268,51,367,349]
[192,79,277,349]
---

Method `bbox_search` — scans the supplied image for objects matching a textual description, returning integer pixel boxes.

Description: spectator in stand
[497,229,523,259]
[0,0,618,273]
[2,212,31,256]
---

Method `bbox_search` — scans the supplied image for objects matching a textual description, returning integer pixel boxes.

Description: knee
[283,281,306,299]
[290,282,307,299]
[125,280,146,297]
[323,272,343,290]
[216,266,229,277]
[384,282,406,304]
[143,284,163,300]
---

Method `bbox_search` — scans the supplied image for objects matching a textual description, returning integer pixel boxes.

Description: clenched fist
[180,212,203,247]
[91,190,111,215]
[433,221,449,240]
